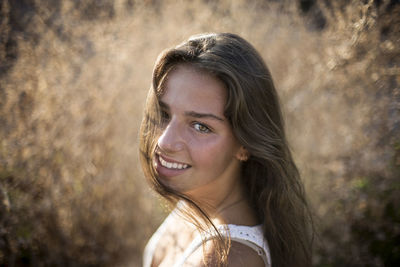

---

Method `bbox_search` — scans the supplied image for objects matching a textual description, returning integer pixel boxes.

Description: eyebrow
[159,101,225,122]
[184,111,225,122]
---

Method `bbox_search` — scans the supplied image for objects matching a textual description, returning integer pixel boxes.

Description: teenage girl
[140,33,313,267]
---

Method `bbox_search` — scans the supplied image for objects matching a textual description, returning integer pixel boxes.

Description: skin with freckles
[154,65,245,206]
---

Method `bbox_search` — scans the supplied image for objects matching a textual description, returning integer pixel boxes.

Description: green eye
[193,123,211,133]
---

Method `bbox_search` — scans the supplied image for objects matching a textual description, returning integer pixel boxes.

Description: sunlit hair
[139,32,313,266]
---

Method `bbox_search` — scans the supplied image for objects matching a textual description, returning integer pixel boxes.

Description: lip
[154,154,191,178]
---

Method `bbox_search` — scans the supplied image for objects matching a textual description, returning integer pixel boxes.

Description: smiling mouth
[158,155,190,170]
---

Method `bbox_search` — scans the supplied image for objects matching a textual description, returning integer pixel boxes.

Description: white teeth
[159,156,189,170]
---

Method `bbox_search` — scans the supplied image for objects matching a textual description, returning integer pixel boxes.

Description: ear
[235,146,250,162]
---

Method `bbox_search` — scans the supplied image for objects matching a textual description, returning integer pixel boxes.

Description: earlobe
[236,146,250,162]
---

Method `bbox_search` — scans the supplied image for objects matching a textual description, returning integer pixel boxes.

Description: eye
[160,110,170,122]
[193,122,211,133]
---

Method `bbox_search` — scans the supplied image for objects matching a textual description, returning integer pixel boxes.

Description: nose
[157,119,185,153]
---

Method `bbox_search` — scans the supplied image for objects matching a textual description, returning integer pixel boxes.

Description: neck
[181,167,259,226]
[184,163,243,212]
[180,185,259,227]
[191,178,252,225]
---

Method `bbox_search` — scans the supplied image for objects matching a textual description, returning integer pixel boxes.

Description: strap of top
[173,224,271,267]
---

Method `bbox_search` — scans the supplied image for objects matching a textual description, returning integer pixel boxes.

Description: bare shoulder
[227,241,265,267]
[185,240,265,267]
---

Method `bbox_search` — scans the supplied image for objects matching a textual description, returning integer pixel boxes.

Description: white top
[143,208,271,267]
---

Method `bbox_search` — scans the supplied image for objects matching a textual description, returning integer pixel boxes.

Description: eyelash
[160,110,170,122]
[192,122,212,133]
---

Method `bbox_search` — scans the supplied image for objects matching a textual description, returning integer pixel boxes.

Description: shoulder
[185,239,266,267]
[227,241,266,267]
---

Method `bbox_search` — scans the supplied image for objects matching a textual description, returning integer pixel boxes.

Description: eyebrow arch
[159,101,224,122]
[184,111,225,122]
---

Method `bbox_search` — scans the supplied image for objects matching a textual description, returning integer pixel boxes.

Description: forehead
[161,65,227,115]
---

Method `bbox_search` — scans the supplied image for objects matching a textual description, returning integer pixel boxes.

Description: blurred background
[0,0,399,266]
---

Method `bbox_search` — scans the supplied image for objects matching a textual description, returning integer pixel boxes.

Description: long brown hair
[139,33,313,266]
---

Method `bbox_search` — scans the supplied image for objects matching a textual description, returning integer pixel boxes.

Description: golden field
[0,0,399,266]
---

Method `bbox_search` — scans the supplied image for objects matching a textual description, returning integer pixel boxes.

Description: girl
[140,33,313,267]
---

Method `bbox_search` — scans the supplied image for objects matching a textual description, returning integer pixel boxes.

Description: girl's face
[154,65,244,199]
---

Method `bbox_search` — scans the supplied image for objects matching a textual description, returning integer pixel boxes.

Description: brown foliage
[0,0,399,266]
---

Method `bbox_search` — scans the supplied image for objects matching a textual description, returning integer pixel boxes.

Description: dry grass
[0,0,399,266]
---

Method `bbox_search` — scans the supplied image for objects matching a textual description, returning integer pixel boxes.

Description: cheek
[189,135,238,167]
